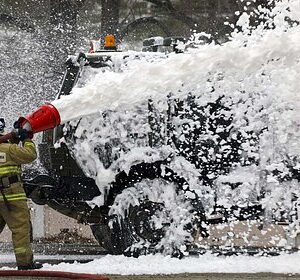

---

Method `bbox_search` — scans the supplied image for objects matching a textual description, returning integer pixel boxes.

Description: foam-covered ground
[1,252,300,275]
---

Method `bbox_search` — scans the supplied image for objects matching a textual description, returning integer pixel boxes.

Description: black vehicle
[24,36,300,256]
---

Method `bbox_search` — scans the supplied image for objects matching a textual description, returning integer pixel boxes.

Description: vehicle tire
[90,217,134,255]
[91,161,207,256]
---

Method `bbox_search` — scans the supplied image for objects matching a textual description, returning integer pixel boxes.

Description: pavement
[0,242,105,269]
[0,253,102,268]
[0,242,106,255]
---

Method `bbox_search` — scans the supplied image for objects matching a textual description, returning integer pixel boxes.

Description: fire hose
[0,270,109,279]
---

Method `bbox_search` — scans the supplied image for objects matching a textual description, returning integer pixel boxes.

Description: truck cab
[26,35,207,257]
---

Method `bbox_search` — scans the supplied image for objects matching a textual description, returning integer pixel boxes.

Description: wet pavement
[0,242,104,268]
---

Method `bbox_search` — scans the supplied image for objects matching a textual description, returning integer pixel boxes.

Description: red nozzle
[19,103,61,134]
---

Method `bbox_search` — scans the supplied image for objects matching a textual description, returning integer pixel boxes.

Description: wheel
[91,162,207,256]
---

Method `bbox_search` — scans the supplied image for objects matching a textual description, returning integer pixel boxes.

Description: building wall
[0,203,96,243]
[42,204,96,241]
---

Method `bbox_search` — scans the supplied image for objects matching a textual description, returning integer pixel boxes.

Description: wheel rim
[128,201,166,243]
[109,178,199,253]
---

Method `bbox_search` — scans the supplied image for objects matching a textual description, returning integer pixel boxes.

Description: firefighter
[0,118,42,270]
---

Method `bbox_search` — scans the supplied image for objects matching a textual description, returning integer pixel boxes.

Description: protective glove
[10,130,20,144]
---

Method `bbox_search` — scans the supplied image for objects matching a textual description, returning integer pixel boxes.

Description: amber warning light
[104,34,117,50]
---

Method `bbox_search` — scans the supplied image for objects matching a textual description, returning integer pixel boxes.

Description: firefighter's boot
[18,262,43,270]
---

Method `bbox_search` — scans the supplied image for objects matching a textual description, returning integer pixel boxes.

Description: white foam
[52,1,300,132]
